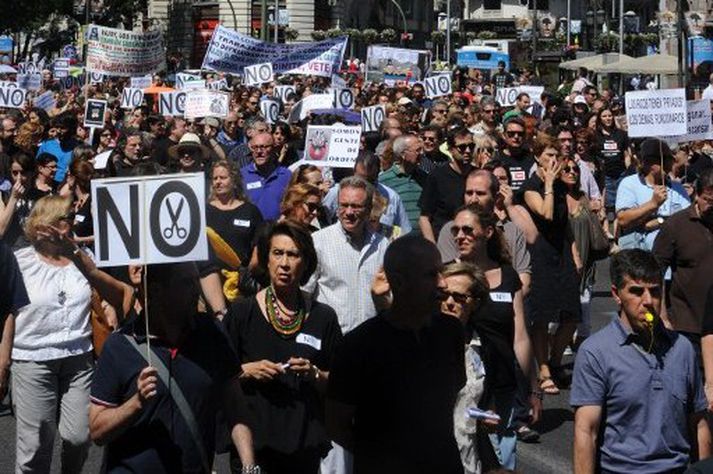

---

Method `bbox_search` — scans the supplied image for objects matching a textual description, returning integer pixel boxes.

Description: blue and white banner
[201,25,347,78]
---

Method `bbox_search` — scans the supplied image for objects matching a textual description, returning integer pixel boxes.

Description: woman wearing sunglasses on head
[450,203,541,471]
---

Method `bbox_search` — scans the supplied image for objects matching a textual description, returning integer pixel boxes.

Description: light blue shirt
[322,182,412,234]
[615,174,690,251]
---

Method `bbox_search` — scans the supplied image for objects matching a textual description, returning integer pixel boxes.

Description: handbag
[584,206,610,261]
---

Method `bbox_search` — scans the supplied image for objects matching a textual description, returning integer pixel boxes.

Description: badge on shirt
[510,170,526,182]
[490,292,513,303]
[246,181,262,190]
[296,333,322,350]
[233,219,251,227]
[603,141,618,151]
[74,214,85,223]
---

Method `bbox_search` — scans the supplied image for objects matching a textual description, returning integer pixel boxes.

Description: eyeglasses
[455,143,475,153]
[482,109,495,114]
[433,109,448,114]
[438,290,472,305]
[422,135,438,142]
[303,201,320,213]
[249,101,259,106]
[338,202,366,211]
[477,147,494,154]
[449,225,476,238]
[506,130,525,138]
[251,144,272,150]
[563,165,580,174]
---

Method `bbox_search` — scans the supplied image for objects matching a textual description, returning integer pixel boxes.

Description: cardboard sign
[33,90,56,112]
[176,72,202,89]
[361,105,386,133]
[0,86,27,109]
[303,125,362,168]
[274,85,296,102]
[244,62,274,86]
[182,79,206,90]
[158,91,186,117]
[84,99,107,128]
[17,74,42,91]
[130,75,152,89]
[625,88,687,138]
[120,87,145,109]
[260,98,280,124]
[665,99,713,143]
[495,87,520,107]
[207,78,229,90]
[424,74,452,99]
[91,173,208,267]
[184,89,229,119]
[86,24,165,77]
[53,58,70,78]
[332,88,354,109]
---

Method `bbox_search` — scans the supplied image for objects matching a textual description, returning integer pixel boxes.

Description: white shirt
[12,247,93,361]
[304,223,388,334]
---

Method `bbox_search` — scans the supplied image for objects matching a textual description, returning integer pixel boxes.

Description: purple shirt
[240,163,291,221]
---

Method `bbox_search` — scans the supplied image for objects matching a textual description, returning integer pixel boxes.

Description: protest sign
[86,24,165,77]
[130,75,152,89]
[0,86,27,109]
[274,85,296,102]
[244,62,274,86]
[365,46,431,85]
[89,71,104,84]
[159,91,186,117]
[332,88,354,109]
[361,105,386,133]
[33,90,56,112]
[17,74,42,91]
[625,88,687,138]
[288,94,334,122]
[664,99,713,143]
[91,173,207,267]
[53,58,70,78]
[424,74,452,98]
[84,99,107,128]
[207,78,229,90]
[0,81,18,88]
[519,85,545,104]
[176,72,203,89]
[202,25,346,78]
[182,80,206,90]
[120,88,145,109]
[260,99,280,124]
[184,89,229,119]
[303,125,362,168]
[496,87,519,106]
[332,74,347,89]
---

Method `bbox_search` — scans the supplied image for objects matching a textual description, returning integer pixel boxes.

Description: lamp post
[389,0,409,48]
[446,0,451,64]
[618,0,623,54]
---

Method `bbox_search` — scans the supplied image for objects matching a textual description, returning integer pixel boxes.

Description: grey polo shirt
[571,317,706,473]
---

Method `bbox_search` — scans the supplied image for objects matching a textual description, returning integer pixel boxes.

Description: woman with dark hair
[451,203,540,470]
[520,133,581,395]
[223,221,342,474]
[65,159,95,246]
[273,121,299,166]
[35,153,58,195]
[593,107,631,223]
[0,153,42,249]
[92,126,116,154]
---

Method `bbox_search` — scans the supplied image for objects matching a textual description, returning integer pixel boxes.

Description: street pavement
[0,261,618,473]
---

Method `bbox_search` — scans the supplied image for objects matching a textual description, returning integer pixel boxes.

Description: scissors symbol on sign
[163,197,187,239]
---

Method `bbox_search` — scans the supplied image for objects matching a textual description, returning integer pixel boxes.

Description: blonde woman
[11,195,132,473]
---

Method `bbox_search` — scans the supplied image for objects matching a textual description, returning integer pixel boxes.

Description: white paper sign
[274,85,296,102]
[303,124,361,168]
[260,98,280,124]
[120,87,145,109]
[33,90,56,112]
[91,173,208,267]
[496,87,520,107]
[89,72,104,84]
[0,81,18,88]
[625,88,687,138]
[290,93,334,122]
[518,85,545,104]
[184,89,229,119]
[207,78,229,90]
[182,79,206,90]
[130,75,152,89]
[244,62,274,86]
[361,105,386,133]
[175,72,202,89]
[424,74,452,99]
[17,74,42,91]
[53,58,70,78]
[664,99,713,143]
[0,86,27,109]
[332,88,354,109]
[158,91,186,117]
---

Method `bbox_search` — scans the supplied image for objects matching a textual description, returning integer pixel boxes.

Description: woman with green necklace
[223,221,343,474]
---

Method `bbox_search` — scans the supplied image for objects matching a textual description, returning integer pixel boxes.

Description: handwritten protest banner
[86,24,165,77]
[91,173,207,267]
[202,25,347,78]
[33,91,56,112]
[625,88,687,138]
[303,125,362,168]
[663,99,713,143]
[365,46,431,85]
[184,89,229,119]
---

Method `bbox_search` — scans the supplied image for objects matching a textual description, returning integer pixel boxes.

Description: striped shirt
[379,164,425,230]
[304,223,389,334]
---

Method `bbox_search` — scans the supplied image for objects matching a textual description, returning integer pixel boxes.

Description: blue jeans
[488,391,517,470]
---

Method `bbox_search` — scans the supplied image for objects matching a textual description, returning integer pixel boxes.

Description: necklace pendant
[58,291,67,305]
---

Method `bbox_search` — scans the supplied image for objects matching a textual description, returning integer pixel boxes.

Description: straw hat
[167,132,211,161]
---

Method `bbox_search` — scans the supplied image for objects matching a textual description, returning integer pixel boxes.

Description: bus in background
[456,45,511,82]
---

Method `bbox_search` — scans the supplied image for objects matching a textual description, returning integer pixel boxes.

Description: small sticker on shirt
[74,214,86,223]
[603,141,619,151]
[490,292,513,303]
[246,181,262,190]
[296,333,322,350]
[233,219,251,227]
[510,170,526,181]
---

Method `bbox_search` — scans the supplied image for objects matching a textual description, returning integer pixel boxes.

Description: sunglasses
[422,135,438,142]
[477,147,494,154]
[506,130,525,138]
[303,201,320,213]
[450,225,476,238]
[455,143,475,153]
[59,211,76,222]
[482,109,495,114]
[563,165,580,174]
[438,290,472,305]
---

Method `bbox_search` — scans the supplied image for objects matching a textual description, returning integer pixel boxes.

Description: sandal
[539,377,560,395]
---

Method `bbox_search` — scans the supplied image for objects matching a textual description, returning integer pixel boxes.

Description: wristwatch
[657,216,665,225]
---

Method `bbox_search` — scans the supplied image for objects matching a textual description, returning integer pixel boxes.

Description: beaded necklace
[265,286,304,338]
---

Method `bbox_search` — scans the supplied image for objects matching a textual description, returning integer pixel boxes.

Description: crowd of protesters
[0,58,712,474]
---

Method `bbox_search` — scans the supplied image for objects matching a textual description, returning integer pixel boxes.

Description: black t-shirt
[701,286,713,336]
[496,150,535,192]
[473,265,521,406]
[90,314,240,474]
[595,128,629,178]
[492,71,514,90]
[206,202,264,266]
[223,295,343,453]
[73,197,93,239]
[420,164,469,237]
[327,312,465,474]
[518,173,570,250]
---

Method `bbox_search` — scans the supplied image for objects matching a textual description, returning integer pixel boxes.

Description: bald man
[240,132,291,220]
